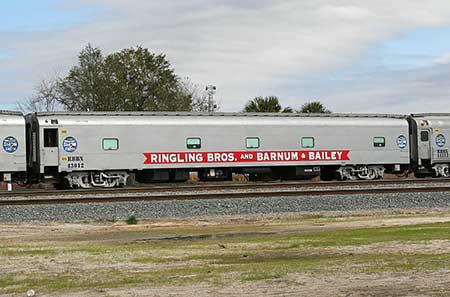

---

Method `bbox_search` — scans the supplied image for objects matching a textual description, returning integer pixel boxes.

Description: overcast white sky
[2,0,450,113]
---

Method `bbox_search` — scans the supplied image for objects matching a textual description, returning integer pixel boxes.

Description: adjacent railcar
[26,112,410,188]
[408,114,450,177]
[0,111,26,182]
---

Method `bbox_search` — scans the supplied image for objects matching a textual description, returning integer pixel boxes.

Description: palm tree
[299,101,331,113]
[244,96,282,112]
[281,106,294,113]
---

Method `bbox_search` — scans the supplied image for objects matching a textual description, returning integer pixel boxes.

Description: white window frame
[103,138,119,150]
[246,137,260,149]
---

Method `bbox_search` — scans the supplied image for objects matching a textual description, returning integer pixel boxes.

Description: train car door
[42,128,59,167]
[418,129,431,162]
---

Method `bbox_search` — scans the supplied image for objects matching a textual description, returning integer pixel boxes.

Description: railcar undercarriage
[64,171,129,188]
[432,164,450,177]
[337,165,385,180]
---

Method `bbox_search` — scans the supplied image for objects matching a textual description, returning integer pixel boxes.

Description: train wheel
[442,166,450,177]
[357,166,377,180]
[366,168,377,180]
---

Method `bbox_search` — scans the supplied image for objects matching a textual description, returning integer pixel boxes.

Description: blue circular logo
[3,136,18,153]
[436,134,446,147]
[63,137,78,152]
[397,135,407,149]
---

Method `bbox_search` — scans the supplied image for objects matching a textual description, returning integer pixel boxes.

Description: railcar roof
[0,110,23,116]
[32,111,408,119]
[411,113,450,117]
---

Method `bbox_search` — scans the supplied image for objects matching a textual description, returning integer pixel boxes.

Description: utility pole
[205,85,217,112]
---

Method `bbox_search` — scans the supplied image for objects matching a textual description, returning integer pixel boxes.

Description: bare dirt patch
[2,209,450,296]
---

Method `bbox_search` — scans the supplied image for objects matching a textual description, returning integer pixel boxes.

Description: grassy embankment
[1,214,450,294]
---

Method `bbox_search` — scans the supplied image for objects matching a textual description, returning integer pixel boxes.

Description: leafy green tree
[57,44,113,111]
[244,96,281,112]
[24,44,195,112]
[299,101,331,113]
[104,47,192,111]
[244,96,293,113]
[281,106,294,113]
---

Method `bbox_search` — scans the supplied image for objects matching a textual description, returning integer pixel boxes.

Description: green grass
[241,272,283,282]
[297,222,450,248]
[0,248,59,257]
[2,218,450,294]
[126,215,138,225]
[153,221,450,250]
[3,251,449,294]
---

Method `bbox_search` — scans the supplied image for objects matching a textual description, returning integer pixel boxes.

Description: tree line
[19,44,330,114]
[243,96,330,113]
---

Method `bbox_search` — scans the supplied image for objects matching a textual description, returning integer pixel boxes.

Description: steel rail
[2,185,450,206]
[2,178,450,198]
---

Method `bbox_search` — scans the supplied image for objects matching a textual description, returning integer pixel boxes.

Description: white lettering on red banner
[143,150,350,164]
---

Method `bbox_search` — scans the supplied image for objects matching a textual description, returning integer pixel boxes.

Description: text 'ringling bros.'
[143,150,350,164]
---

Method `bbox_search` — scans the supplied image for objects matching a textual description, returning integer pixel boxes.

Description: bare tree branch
[16,77,62,113]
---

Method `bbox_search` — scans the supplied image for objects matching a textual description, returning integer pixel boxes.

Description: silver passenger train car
[408,114,450,177]
[25,112,412,188]
[0,111,26,182]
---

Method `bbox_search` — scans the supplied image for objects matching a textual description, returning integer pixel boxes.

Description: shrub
[126,215,138,225]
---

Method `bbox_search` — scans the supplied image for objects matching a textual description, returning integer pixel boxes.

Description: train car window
[103,138,119,150]
[246,137,260,149]
[43,128,58,147]
[373,137,385,147]
[186,138,201,149]
[420,131,429,142]
[301,137,315,148]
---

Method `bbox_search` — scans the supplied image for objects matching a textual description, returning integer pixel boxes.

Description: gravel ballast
[2,192,450,222]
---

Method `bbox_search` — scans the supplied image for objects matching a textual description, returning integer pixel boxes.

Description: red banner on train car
[143,150,350,164]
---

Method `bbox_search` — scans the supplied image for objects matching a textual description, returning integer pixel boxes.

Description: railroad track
[2,177,450,198]
[2,182,450,206]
